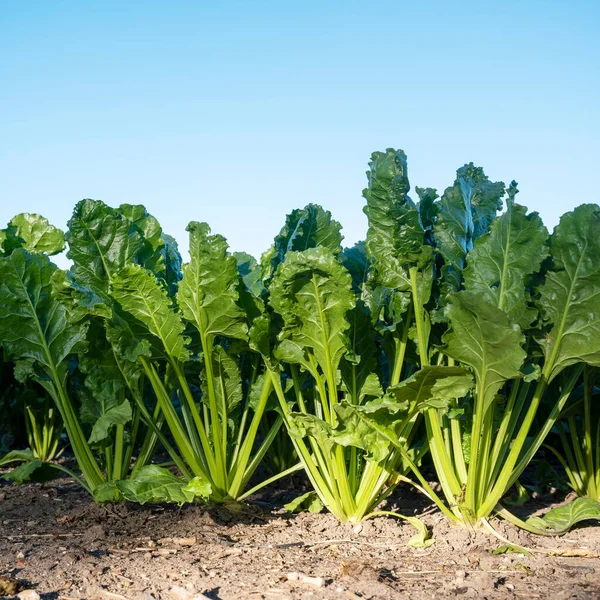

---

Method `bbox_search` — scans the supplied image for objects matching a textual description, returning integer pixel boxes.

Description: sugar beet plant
[1,148,599,538]
[351,150,600,531]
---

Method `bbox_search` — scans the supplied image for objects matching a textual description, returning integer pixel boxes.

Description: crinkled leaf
[177,222,247,342]
[435,164,504,270]
[388,366,474,414]
[538,204,600,379]
[526,497,600,535]
[442,291,526,411]
[161,233,183,296]
[464,198,548,328]
[363,148,425,289]
[404,516,435,548]
[0,250,88,377]
[93,481,120,503]
[202,345,243,413]
[119,203,166,276]
[261,204,343,284]
[182,473,213,500]
[111,264,190,362]
[4,213,65,255]
[66,199,143,300]
[86,400,132,445]
[331,403,391,462]
[287,413,334,451]
[269,247,355,375]
[115,465,196,505]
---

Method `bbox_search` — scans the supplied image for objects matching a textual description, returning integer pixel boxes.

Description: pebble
[168,586,211,600]
[17,591,41,600]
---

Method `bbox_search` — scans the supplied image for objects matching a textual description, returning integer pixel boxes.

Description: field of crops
[1,148,600,599]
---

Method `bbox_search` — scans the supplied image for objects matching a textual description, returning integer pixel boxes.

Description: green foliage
[1,148,600,550]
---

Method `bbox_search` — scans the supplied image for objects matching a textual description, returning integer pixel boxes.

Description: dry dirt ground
[1,473,600,600]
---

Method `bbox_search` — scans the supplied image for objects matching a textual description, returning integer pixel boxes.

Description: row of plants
[1,148,600,543]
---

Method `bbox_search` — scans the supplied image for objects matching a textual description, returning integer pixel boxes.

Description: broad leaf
[363,148,425,289]
[111,264,190,363]
[4,213,65,255]
[66,199,143,299]
[116,465,196,505]
[537,204,600,379]
[464,197,548,328]
[119,203,166,278]
[269,247,355,376]
[261,204,343,284]
[0,250,88,375]
[442,291,526,411]
[526,497,600,535]
[388,366,474,413]
[435,164,504,270]
[177,222,247,341]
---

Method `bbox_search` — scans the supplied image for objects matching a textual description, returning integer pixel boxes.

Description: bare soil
[1,472,600,600]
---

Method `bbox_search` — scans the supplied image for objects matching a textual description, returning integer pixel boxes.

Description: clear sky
[1,0,598,263]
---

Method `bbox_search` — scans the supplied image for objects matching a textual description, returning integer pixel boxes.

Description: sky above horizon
[1,1,598,264]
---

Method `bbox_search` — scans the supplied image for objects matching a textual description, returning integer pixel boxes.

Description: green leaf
[538,204,600,379]
[363,148,426,289]
[79,327,138,445]
[0,449,35,466]
[116,465,196,505]
[464,198,549,328]
[234,251,265,299]
[111,264,190,363]
[2,459,43,483]
[4,213,65,255]
[161,233,183,296]
[339,241,371,295]
[490,544,532,556]
[119,203,166,276]
[284,491,324,514]
[526,498,600,535]
[340,300,381,402]
[0,250,88,374]
[388,366,474,413]
[203,345,243,414]
[435,164,505,270]
[87,400,132,445]
[269,247,355,376]
[182,473,213,500]
[177,222,247,341]
[442,292,526,411]
[93,481,120,503]
[330,403,391,462]
[261,204,343,284]
[405,516,435,548]
[66,199,143,299]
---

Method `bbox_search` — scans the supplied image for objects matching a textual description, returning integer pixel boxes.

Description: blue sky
[1,1,598,263]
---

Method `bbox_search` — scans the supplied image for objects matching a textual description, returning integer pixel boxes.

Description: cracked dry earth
[1,475,600,600]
